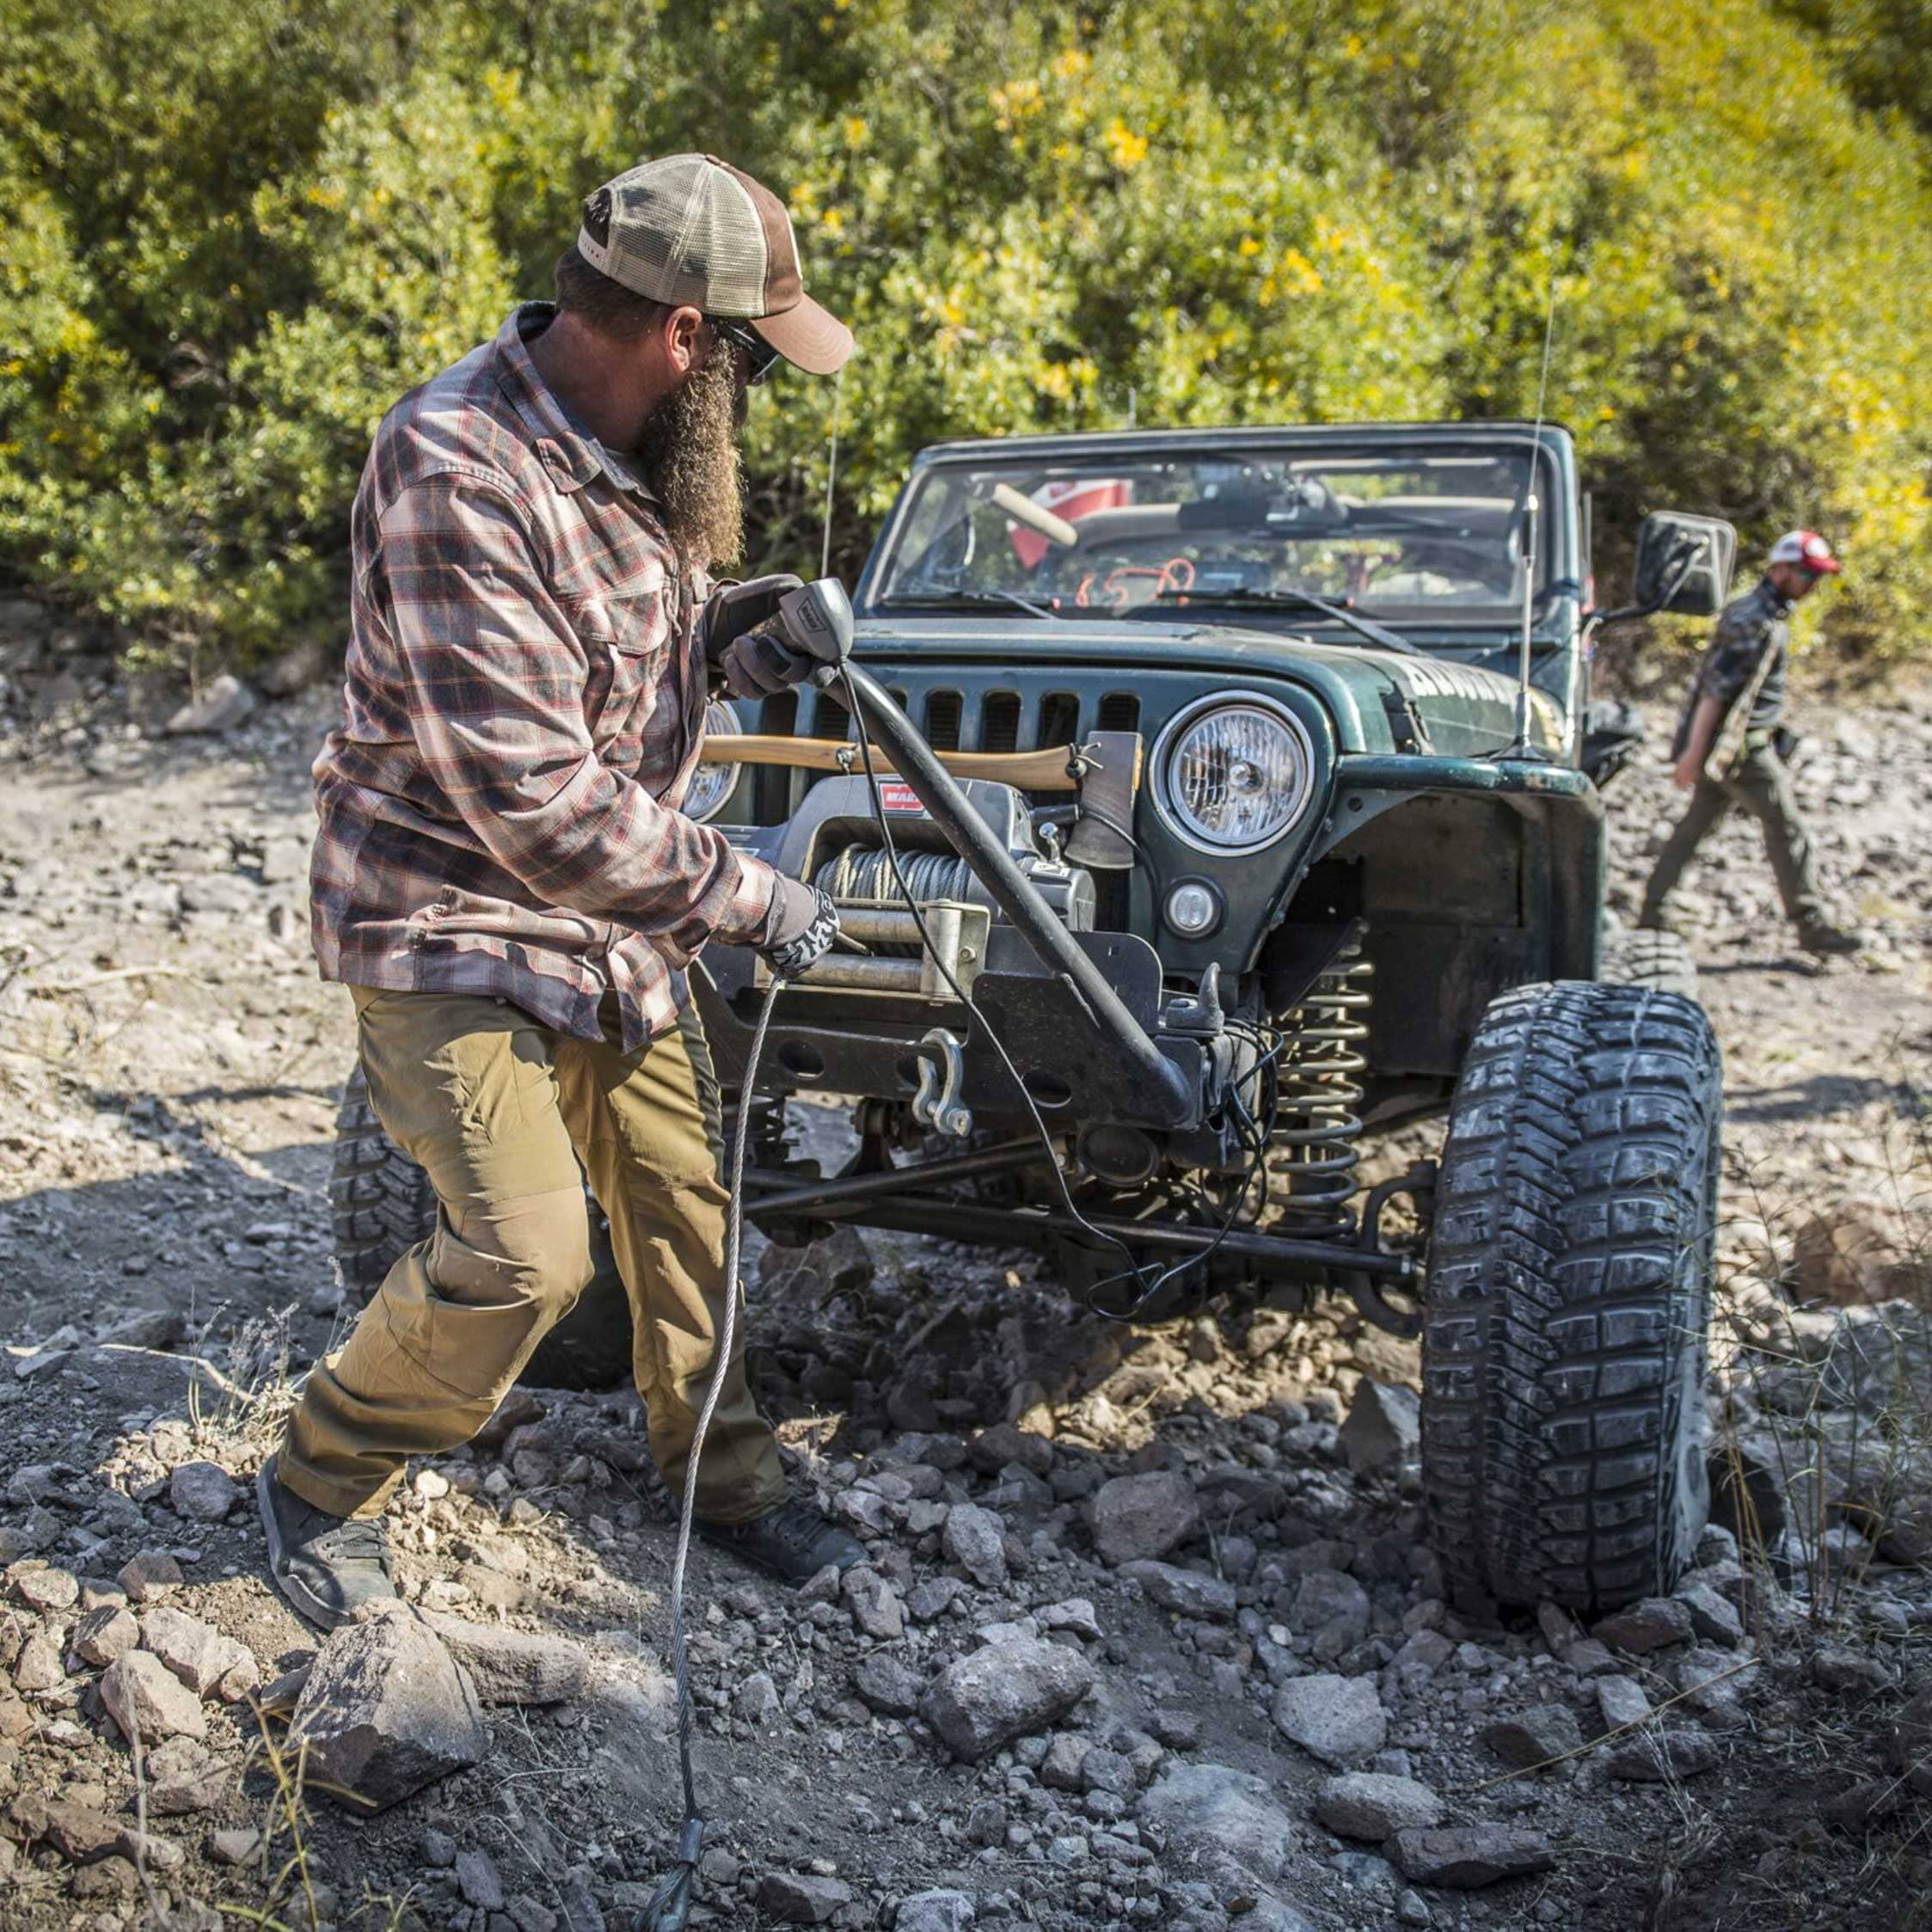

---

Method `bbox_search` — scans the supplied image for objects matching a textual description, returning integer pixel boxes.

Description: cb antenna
[1510,264,1560,756]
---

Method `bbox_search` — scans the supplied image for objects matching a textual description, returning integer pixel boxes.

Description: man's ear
[664,304,708,379]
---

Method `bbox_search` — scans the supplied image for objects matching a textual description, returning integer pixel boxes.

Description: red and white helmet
[1768,530,1841,575]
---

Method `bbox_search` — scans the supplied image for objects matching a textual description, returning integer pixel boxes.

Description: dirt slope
[0,674,1928,1932]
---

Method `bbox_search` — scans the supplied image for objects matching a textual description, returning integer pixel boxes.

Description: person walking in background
[1638,531,1862,958]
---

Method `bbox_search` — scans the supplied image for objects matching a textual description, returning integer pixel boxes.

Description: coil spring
[1266,938,1372,1240]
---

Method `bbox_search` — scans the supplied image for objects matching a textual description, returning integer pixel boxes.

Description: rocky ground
[0,620,1929,1932]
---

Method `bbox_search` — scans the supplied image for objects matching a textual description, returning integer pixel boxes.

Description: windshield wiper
[1145,586,1422,656]
[876,590,1064,621]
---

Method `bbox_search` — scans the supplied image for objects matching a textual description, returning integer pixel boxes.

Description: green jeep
[333,420,1738,1612]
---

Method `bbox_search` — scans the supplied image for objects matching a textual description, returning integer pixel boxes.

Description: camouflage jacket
[1671,574,1791,759]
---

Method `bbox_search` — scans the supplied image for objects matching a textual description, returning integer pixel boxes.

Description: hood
[849,616,1567,758]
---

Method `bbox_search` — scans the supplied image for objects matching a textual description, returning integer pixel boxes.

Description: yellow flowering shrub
[1,0,1927,660]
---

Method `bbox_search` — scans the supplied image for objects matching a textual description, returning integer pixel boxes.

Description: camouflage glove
[757,876,839,978]
[702,573,809,699]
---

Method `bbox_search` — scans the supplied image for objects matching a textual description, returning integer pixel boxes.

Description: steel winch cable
[813,844,976,909]
[641,659,1269,1923]
[636,971,786,1932]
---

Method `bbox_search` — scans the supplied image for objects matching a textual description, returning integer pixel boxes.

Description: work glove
[757,875,840,978]
[702,572,810,699]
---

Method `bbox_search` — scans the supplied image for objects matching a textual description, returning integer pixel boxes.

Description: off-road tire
[1599,928,1698,999]
[329,1063,634,1391]
[1421,980,1721,1612]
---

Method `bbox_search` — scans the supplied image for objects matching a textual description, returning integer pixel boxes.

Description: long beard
[635,352,745,571]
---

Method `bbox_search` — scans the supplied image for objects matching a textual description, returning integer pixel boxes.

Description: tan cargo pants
[280,988,786,1525]
[1639,739,1827,933]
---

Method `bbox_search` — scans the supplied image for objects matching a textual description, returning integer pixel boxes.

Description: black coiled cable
[813,845,977,906]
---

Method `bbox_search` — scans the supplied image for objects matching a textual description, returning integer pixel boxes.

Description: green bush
[2,0,1928,664]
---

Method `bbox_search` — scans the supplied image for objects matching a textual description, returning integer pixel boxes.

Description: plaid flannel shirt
[310,304,779,1051]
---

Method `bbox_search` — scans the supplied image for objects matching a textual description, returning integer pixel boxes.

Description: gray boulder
[168,1462,240,1523]
[1812,1646,1890,1696]
[1480,1704,1584,1769]
[100,1653,207,1745]
[733,1671,782,1725]
[843,1566,906,1641]
[71,1605,140,1669]
[1603,1727,1720,1781]
[12,1564,78,1612]
[1090,1471,1200,1566]
[1273,1671,1387,1768]
[1593,1597,1694,1653]
[1596,1676,1653,1729]
[758,1872,853,1923]
[165,675,258,736]
[1675,1581,1744,1647]
[919,1635,1095,1761]
[289,1604,485,1812]
[1389,1825,1556,1887]
[855,1653,925,1718]
[1138,1762,1295,1885]
[1286,1567,1371,1661]
[418,1610,588,1705]
[1338,1381,1420,1475]
[117,1553,183,1604]
[456,1848,506,1911]
[941,1505,1009,1587]
[896,1892,975,1931]
[140,1607,260,1702]
[1119,1560,1236,1621]
[1313,1772,1444,1841]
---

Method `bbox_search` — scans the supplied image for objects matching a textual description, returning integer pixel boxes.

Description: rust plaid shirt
[311,304,779,1051]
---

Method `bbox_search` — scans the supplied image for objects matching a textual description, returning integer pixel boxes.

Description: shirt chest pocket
[566,582,672,749]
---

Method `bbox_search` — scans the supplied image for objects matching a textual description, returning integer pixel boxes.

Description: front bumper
[694,918,1210,1131]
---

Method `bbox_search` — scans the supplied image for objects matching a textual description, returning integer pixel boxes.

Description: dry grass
[1653,1040,1932,1928]
[1708,1040,1932,1633]
[196,1700,422,1932]
[177,1301,307,1471]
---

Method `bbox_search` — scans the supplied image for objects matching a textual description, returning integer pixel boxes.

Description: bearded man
[257,156,861,1628]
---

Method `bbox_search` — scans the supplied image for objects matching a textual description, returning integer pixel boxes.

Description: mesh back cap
[577,153,853,376]
[1767,529,1841,575]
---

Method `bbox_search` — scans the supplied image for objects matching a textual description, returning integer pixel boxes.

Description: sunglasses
[707,316,781,387]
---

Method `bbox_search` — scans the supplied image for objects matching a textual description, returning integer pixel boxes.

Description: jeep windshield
[869,439,1554,630]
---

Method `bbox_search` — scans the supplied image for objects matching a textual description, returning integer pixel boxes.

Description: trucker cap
[576,154,854,377]
[1767,529,1841,575]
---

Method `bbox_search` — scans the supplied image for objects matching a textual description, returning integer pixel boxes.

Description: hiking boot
[257,1453,396,1631]
[696,1497,865,1584]
[1798,921,1862,957]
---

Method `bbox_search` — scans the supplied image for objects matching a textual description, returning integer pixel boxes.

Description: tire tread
[1421,980,1721,1611]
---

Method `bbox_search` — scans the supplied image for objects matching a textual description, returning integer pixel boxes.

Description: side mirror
[1632,512,1736,617]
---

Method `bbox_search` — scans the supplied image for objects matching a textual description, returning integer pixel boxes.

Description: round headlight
[1154,696,1315,854]
[683,701,743,825]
